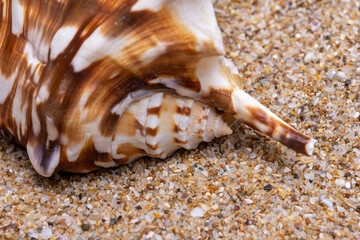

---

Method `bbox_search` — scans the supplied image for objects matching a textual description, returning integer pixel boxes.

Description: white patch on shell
[50,26,78,60]
[168,0,224,53]
[11,0,25,36]
[196,57,232,93]
[66,142,83,163]
[93,132,112,153]
[31,65,42,85]
[36,84,50,104]
[145,93,162,129]
[305,139,315,156]
[20,101,29,136]
[203,109,216,142]
[72,28,127,72]
[131,0,165,12]
[46,116,59,143]
[31,101,41,136]
[140,42,169,66]
[0,72,16,104]
[223,57,239,75]
[134,97,149,127]
[11,83,28,138]
[144,93,164,150]
[78,90,91,121]
[173,113,182,129]
[148,92,164,108]
[146,115,159,129]
[173,99,193,146]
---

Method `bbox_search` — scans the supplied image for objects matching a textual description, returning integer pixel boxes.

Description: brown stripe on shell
[147,106,161,115]
[174,138,188,145]
[201,88,236,115]
[146,143,159,151]
[111,112,143,138]
[173,125,179,133]
[58,138,112,173]
[145,127,158,137]
[245,106,312,155]
[176,106,191,116]
[246,107,276,136]
[116,143,146,161]
[99,112,120,137]
[277,128,313,156]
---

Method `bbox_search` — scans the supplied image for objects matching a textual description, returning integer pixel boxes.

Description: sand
[1,0,359,239]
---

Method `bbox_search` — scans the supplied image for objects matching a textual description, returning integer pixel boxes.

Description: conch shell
[0,0,315,176]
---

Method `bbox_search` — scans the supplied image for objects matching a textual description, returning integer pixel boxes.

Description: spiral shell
[0,0,315,176]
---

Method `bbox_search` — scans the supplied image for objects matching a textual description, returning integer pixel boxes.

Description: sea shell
[0,0,315,177]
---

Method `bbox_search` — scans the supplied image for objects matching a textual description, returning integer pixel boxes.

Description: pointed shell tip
[305,138,316,156]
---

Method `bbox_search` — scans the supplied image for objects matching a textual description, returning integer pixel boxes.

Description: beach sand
[1,0,359,239]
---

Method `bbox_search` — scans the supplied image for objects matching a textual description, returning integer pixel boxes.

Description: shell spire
[57,93,233,174]
[192,57,315,156]
[155,56,315,156]
[230,89,315,156]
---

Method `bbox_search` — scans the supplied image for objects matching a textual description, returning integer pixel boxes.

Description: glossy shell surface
[0,0,314,176]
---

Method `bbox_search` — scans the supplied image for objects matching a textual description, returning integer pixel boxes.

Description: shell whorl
[38,92,232,175]
[0,0,314,176]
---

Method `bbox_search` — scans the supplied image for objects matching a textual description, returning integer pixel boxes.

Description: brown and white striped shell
[0,0,315,177]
